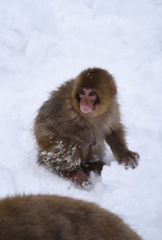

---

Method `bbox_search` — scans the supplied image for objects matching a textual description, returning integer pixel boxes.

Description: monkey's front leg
[67,135,96,186]
[118,151,139,169]
[106,127,139,169]
[62,169,91,186]
[82,161,105,176]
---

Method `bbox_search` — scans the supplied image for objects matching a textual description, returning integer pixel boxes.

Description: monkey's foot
[82,161,105,176]
[69,169,91,187]
[119,151,140,169]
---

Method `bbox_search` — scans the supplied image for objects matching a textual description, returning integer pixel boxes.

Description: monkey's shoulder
[91,99,121,132]
[52,79,75,98]
[38,79,75,117]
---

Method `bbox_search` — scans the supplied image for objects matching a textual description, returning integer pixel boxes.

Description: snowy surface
[0,0,162,239]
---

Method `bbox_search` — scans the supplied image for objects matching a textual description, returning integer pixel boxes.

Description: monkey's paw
[69,169,91,187]
[82,161,105,176]
[119,151,140,169]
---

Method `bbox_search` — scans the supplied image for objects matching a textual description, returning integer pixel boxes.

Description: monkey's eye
[89,91,96,97]
[79,89,85,95]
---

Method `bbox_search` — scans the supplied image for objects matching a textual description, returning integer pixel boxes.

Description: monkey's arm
[35,123,95,152]
[105,125,139,169]
[64,119,96,147]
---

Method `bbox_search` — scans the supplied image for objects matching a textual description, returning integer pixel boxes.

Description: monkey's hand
[118,151,140,169]
[82,161,105,176]
[86,135,96,148]
[83,133,96,150]
[69,169,91,186]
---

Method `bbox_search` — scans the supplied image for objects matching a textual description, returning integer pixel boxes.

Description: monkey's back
[34,80,96,174]
[0,195,141,240]
[34,79,90,147]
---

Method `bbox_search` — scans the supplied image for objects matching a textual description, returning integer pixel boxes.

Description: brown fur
[0,194,142,240]
[71,68,115,117]
[34,67,139,186]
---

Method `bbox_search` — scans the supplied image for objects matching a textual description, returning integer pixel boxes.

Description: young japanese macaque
[34,67,139,186]
[0,194,142,240]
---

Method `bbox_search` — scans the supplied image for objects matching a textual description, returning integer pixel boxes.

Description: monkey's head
[71,68,117,118]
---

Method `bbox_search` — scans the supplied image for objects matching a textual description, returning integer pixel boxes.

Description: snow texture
[0,0,162,239]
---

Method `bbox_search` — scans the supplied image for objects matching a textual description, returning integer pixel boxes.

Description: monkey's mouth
[80,107,94,114]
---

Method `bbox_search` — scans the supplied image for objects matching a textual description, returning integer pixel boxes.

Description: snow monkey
[0,195,142,240]
[34,67,139,186]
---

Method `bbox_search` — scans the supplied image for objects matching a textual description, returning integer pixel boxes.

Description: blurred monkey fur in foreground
[0,194,142,240]
[34,67,139,186]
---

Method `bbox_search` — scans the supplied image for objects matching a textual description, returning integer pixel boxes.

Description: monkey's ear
[110,81,117,95]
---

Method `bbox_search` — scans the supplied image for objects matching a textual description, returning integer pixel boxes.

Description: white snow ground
[0,0,162,239]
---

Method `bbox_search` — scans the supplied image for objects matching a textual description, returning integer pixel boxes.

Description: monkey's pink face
[78,88,98,114]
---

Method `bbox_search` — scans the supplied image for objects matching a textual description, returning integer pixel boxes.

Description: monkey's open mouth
[80,107,94,114]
